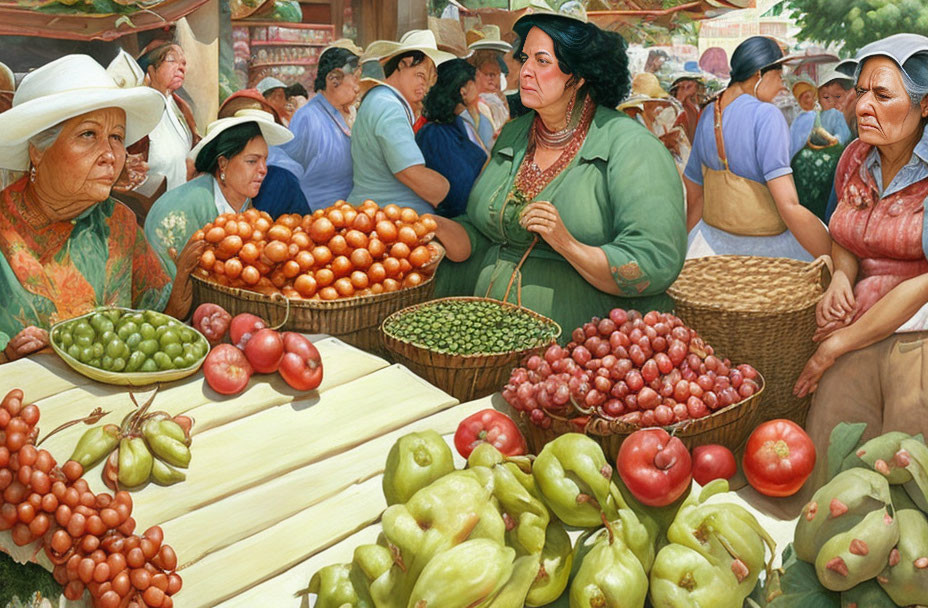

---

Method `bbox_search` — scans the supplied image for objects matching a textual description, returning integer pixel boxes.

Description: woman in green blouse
[434,7,687,335]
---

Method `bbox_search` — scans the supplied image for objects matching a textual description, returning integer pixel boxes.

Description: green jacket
[435,105,687,337]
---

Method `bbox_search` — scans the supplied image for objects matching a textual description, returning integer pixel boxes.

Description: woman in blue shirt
[684,36,831,261]
[273,47,360,209]
[416,59,489,218]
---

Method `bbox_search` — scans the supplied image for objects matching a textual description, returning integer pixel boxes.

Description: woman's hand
[793,331,848,398]
[817,271,856,327]
[163,239,207,320]
[4,326,50,362]
[520,201,574,252]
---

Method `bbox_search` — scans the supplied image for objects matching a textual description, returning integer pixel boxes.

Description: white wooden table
[0,341,798,607]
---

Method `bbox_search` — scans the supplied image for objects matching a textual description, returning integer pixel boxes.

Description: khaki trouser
[803,331,928,494]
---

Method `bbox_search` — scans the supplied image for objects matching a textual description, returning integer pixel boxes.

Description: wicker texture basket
[516,377,764,461]
[381,297,561,402]
[666,255,830,426]
[192,273,437,353]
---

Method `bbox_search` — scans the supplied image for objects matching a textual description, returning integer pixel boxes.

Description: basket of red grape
[501,308,764,460]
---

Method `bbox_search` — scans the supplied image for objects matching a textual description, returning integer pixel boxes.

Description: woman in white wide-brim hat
[346,29,456,214]
[0,54,206,364]
[144,109,293,279]
[465,24,512,146]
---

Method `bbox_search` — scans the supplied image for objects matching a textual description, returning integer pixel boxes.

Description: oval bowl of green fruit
[50,307,210,386]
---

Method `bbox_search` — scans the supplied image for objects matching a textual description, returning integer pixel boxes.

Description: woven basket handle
[801,254,834,288]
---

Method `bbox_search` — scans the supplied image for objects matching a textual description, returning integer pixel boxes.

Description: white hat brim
[0,86,164,171]
[379,44,457,67]
[189,114,293,162]
[468,40,513,53]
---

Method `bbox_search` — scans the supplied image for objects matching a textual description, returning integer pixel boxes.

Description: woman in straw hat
[684,36,831,262]
[431,4,687,334]
[793,34,928,501]
[466,25,513,144]
[144,109,293,279]
[274,45,361,210]
[0,55,204,363]
[346,29,455,214]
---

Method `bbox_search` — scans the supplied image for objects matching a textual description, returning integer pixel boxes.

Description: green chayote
[406,539,515,608]
[382,430,455,506]
[525,519,572,607]
[569,519,648,608]
[649,543,743,608]
[877,509,928,606]
[308,563,373,608]
[814,506,899,591]
[533,433,628,527]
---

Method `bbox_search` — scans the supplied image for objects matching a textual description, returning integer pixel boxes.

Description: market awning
[0,0,211,42]
[587,0,755,31]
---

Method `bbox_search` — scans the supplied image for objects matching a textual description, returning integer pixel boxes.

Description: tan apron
[702,99,788,236]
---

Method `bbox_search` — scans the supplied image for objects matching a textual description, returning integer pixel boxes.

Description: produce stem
[36,407,110,446]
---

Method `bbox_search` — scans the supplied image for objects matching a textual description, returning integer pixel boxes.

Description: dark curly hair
[313,47,360,92]
[512,14,629,109]
[422,59,476,124]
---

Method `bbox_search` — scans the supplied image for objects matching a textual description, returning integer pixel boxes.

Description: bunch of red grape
[502,309,760,430]
[0,389,181,608]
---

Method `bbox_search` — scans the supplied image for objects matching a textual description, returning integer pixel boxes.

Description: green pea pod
[308,563,373,608]
[852,432,913,484]
[143,418,189,446]
[150,457,186,485]
[794,468,892,564]
[69,424,120,469]
[533,433,628,527]
[117,437,153,488]
[407,539,515,608]
[525,519,573,607]
[840,578,896,608]
[666,480,776,598]
[371,471,506,608]
[382,430,455,506]
[815,506,899,591]
[146,433,192,468]
[876,509,928,606]
[569,519,648,608]
[649,543,743,608]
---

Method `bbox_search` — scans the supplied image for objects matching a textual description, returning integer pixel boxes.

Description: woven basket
[381,297,561,402]
[191,273,437,354]
[666,255,830,427]
[516,374,765,461]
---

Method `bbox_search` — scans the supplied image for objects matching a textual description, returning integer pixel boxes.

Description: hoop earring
[29,166,36,183]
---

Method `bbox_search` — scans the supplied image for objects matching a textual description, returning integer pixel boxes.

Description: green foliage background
[785,0,928,55]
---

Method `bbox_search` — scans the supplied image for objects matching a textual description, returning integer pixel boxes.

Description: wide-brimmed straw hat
[516,0,588,26]
[218,89,282,122]
[324,38,364,56]
[817,66,854,88]
[188,109,292,162]
[374,30,457,67]
[790,76,817,100]
[106,49,145,89]
[466,25,512,53]
[631,72,669,99]
[0,61,14,94]
[0,54,164,171]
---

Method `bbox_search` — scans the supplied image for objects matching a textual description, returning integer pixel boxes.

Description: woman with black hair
[274,45,360,209]
[432,7,687,334]
[683,36,831,261]
[415,59,488,218]
[144,110,293,278]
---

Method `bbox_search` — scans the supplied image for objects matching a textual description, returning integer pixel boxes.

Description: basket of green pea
[49,307,210,386]
[381,297,561,402]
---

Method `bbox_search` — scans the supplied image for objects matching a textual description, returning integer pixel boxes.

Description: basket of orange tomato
[190,200,443,353]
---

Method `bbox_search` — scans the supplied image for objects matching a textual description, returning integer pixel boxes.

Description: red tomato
[453,409,526,459]
[203,345,253,395]
[229,313,267,349]
[278,333,324,391]
[192,303,232,345]
[617,428,692,507]
[243,328,284,374]
[691,444,737,486]
[742,419,815,497]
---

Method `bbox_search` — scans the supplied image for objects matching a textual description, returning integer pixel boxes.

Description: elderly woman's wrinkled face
[327,68,361,109]
[476,61,502,95]
[219,135,269,201]
[855,56,928,147]
[32,108,126,206]
[519,27,575,111]
[149,46,187,95]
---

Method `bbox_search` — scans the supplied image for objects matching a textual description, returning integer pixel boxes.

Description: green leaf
[839,578,896,608]
[827,422,868,483]
[768,544,840,608]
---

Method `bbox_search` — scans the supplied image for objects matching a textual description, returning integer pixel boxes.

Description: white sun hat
[188,108,293,162]
[466,25,513,54]
[0,54,164,171]
[376,29,457,68]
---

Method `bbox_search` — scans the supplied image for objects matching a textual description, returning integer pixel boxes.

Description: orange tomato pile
[192,200,441,301]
